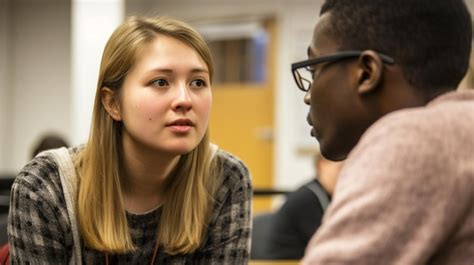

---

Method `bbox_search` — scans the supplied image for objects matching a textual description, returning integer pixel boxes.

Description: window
[197,19,268,85]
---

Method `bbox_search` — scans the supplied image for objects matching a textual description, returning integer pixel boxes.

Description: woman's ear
[356,50,384,94]
[101,87,122,121]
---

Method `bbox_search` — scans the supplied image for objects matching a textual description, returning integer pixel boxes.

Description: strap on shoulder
[304,180,330,211]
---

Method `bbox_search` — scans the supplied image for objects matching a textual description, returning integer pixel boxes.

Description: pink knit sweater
[303,91,474,265]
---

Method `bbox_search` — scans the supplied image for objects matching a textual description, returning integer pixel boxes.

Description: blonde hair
[75,16,220,254]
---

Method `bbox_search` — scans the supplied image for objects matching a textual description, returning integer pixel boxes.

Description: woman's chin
[164,143,198,155]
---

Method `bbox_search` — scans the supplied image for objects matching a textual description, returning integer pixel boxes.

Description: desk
[249,261,299,265]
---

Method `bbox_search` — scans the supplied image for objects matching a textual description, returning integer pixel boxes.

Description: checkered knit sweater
[8,147,252,264]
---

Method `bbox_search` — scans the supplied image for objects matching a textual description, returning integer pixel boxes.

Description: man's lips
[306,113,313,126]
[307,113,317,137]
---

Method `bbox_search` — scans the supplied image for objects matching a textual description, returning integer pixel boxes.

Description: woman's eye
[151,79,169,87]
[190,79,207,88]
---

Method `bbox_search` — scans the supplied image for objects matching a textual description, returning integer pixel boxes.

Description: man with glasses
[293,0,474,264]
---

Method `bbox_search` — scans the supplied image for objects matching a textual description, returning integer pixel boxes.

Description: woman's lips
[166,118,194,133]
[167,125,192,133]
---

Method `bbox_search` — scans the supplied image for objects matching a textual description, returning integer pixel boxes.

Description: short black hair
[320,0,472,94]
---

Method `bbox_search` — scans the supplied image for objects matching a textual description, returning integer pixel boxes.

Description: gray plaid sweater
[8,147,252,264]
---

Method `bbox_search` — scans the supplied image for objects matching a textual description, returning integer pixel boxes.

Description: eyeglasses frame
[291,51,395,92]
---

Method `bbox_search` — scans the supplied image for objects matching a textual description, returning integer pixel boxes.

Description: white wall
[275,4,322,190]
[6,0,71,173]
[0,0,10,173]
[126,0,323,190]
[71,0,124,145]
[0,0,124,175]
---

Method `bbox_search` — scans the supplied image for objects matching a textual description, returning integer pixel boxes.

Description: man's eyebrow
[307,46,311,57]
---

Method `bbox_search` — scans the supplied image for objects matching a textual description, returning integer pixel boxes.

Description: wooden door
[209,19,276,213]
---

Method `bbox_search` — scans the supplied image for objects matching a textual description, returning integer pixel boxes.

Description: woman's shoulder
[12,146,80,198]
[214,149,252,200]
[206,149,252,231]
[14,152,61,189]
[216,149,251,184]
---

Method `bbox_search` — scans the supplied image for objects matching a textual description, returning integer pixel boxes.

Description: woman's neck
[121,135,180,214]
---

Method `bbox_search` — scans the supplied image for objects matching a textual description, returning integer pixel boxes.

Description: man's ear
[356,50,384,94]
[101,87,122,121]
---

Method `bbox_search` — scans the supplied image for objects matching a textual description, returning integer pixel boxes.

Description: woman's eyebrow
[145,68,209,74]
[190,68,209,74]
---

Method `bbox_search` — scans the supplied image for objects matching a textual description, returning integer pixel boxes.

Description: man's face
[304,13,371,161]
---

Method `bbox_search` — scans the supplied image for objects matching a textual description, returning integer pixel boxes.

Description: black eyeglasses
[291,51,395,92]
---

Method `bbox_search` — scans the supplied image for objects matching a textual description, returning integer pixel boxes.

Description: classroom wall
[0,0,125,175]
[71,0,124,145]
[0,0,9,173]
[0,0,71,174]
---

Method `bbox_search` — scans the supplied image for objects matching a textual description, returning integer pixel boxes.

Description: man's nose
[304,90,311,105]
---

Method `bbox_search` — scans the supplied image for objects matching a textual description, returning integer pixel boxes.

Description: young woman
[8,16,252,264]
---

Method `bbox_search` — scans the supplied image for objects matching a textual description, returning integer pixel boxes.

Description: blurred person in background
[264,153,343,260]
[291,0,474,264]
[9,16,252,264]
[31,133,69,158]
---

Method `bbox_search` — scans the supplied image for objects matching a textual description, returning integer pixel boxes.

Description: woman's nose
[171,83,192,112]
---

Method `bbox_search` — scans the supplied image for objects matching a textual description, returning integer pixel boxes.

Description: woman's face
[115,34,212,156]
